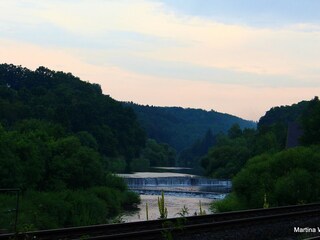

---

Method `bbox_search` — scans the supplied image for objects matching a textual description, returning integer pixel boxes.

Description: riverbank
[123,195,213,222]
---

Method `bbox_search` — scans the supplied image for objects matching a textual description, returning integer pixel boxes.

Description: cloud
[1,39,319,121]
[3,1,320,78]
[1,0,320,120]
[24,0,320,81]
[160,0,320,27]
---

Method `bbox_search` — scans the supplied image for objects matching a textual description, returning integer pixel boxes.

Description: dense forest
[178,129,217,171]
[202,97,320,211]
[0,64,150,231]
[124,102,256,152]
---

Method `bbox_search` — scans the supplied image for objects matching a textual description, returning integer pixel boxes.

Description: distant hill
[256,100,310,149]
[124,102,256,152]
[258,97,319,147]
[258,100,309,129]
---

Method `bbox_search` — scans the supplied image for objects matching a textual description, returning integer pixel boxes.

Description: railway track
[1,203,319,240]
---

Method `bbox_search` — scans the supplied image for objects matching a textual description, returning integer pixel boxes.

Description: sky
[1,0,320,121]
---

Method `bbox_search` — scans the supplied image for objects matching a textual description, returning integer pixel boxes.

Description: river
[123,195,213,222]
[119,169,231,222]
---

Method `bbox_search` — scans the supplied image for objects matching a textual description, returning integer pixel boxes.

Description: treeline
[124,102,256,152]
[203,97,320,211]
[0,64,146,167]
[0,64,148,231]
[177,129,216,172]
[131,139,176,171]
[1,120,114,190]
[0,64,176,172]
[201,125,256,178]
[0,184,139,231]
[0,120,139,230]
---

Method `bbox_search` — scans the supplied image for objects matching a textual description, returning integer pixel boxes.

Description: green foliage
[0,64,144,230]
[0,64,146,169]
[176,205,189,217]
[104,173,127,191]
[161,221,174,240]
[256,98,320,150]
[158,191,168,219]
[211,193,247,212]
[107,157,127,173]
[214,146,320,211]
[105,139,176,172]
[146,202,149,221]
[254,131,281,154]
[0,187,140,231]
[76,131,99,150]
[133,139,176,170]
[130,157,150,172]
[263,193,269,209]
[205,97,320,212]
[0,121,105,191]
[203,145,251,178]
[111,214,125,224]
[198,200,206,215]
[258,100,309,130]
[178,129,216,168]
[274,168,313,205]
[125,102,256,152]
[201,129,253,178]
[201,96,320,179]
[228,123,243,139]
[300,96,320,145]
[121,191,140,210]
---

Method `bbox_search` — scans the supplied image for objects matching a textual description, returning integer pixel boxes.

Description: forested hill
[205,97,320,212]
[201,97,319,180]
[124,102,256,152]
[0,64,146,167]
[258,100,310,129]
[255,100,311,150]
[0,64,149,229]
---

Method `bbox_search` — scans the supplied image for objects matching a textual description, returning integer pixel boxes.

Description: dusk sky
[1,0,320,121]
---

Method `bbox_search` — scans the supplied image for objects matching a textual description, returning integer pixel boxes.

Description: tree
[300,96,320,145]
[215,147,320,212]
[228,124,242,139]
[140,139,176,167]
[0,64,147,166]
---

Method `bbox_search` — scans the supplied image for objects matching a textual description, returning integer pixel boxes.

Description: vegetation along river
[118,169,231,222]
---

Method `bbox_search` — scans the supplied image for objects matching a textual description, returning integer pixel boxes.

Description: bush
[214,146,320,212]
[0,187,140,231]
[121,191,140,210]
[211,193,246,213]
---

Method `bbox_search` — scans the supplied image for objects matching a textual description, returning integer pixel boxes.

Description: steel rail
[1,202,319,240]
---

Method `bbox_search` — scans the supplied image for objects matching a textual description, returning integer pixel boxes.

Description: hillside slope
[0,64,146,165]
[124,102,256,152]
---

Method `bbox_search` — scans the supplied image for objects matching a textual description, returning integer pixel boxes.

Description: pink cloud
[1,39,318,121]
